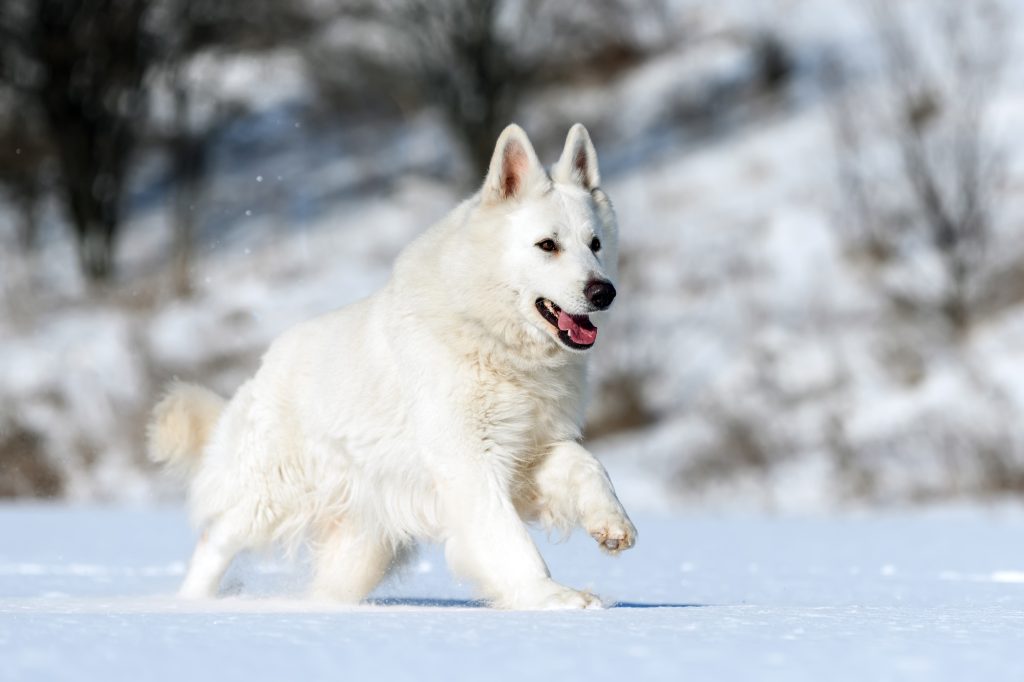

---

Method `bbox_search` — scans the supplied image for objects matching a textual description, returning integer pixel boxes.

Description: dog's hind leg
[178,518,245,599]
[308,522,397,603]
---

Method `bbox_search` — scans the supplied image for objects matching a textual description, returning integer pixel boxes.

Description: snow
[2,505,1023,681]
[3,5,1024,676]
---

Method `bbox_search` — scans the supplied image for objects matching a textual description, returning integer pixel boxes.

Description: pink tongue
[556,310,598,345]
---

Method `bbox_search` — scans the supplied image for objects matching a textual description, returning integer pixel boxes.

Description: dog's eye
[536,239,558,253]
[590,237,601,252]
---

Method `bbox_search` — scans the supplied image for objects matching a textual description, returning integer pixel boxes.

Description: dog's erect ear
[482,124,548,204]
[553,123,600,191]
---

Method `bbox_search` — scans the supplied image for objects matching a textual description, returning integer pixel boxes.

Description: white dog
[148,123,636,609]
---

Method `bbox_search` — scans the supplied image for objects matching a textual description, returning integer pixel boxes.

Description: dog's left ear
[553,123,600,191]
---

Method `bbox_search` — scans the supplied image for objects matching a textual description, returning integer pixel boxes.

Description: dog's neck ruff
[442,306,586,375]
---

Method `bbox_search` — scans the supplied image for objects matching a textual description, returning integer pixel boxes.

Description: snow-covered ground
[2,504,1023,681]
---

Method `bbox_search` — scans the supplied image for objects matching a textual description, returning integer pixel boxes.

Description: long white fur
[148,123,636,610]
[147,382,225,479]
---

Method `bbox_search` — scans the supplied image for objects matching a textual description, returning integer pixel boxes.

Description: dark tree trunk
[29,0,150,283]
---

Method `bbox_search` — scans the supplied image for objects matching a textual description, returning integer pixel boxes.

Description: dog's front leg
[533,441,637,554]
[438,451,601,610]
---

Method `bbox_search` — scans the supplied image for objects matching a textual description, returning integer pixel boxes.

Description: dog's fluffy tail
[147,382,225,479]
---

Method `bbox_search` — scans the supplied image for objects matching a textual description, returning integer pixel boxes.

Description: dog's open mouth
[535,298,598,350]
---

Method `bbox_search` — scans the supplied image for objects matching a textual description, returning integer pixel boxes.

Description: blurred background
[0,0,1022,511]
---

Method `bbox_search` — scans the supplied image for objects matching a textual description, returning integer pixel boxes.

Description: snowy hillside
[2,505,1023,681]
[2,0,1024,508]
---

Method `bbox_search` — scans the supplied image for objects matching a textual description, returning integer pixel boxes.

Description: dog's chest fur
[465,352,586,468]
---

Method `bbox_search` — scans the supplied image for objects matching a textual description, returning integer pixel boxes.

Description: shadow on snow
[367,597,704,609]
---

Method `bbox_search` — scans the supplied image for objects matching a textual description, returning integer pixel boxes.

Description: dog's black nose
[585,280,616,310]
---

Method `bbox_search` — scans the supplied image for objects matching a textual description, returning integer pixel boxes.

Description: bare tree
[829,0,1007,333]
[0,0,152,284]
[306,0,670,179]
[0,98,52,324]
[147,0,316,295]
[0,105,50,252]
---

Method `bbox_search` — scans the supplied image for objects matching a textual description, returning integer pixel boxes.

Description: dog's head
[475,123,619,354]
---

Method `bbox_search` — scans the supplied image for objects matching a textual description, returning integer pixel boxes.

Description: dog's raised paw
[588,514,637,554]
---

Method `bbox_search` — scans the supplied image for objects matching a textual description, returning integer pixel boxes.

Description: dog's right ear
[482,124,548,204]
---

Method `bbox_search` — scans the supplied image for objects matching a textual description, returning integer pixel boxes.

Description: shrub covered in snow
[1,0,1023,510]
